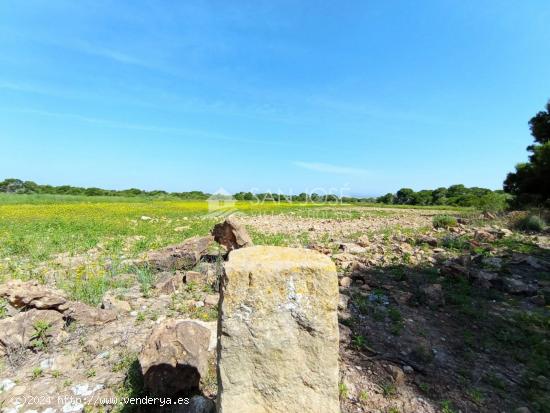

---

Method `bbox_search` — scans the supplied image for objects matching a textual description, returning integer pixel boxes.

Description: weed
[86,369,96,378]
[30,320,52,351]
[467,388,484,404]
[433,215,457,229]
[381,382,397,397]
[113,356,145,413]
[358,390,369,402]
[0,298,7,319]
[441,400,457,413]
[338,382,349,399]
[352,334,367,349]
[132,267,155,297]
[113,352,138,373]
[418,382,430,393]
[51,370,62,378]
[441,234,470,250]
[483,372,506,390]
[388,307,404,335]
[31,367,43,380]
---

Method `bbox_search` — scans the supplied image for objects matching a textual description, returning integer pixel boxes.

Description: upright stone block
[217,246,340,413]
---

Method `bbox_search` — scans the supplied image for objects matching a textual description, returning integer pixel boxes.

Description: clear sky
[1,1,549,196]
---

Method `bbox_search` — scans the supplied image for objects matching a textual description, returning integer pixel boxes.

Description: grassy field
[0,193,468,302]
[0,193,469,260]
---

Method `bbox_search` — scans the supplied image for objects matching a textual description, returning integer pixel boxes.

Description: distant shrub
[441,234,470,250]
[515,214,546,232]
[433,215,457,229]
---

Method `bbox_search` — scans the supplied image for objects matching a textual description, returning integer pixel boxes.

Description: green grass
[432,214,458,228]
[515,214,546,232]
[0,195,468,308]
[338,382,349,399]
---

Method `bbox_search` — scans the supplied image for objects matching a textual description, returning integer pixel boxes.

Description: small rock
[514,408,531,413]
[186,395,216,413]
[154,272,184,295]
[211,217,253,251]
[186,271,208,285]
[40,358,54,369]
[474,230,496,243]
[339,277,352,288]
[146,236,212,272]
[403,365,414,374]
[338,323,352,343]
[101,292,132,313]
[204,294,218,307]
[0,378,16,392]
[418,235,438,247]
[338,294,350,310]
[502,278,537,295]
[356,235,370,247]
[65,302,117,326]
[386,364,405,387]
[418,284,445,307]
[530,295,546,306]
[339,243,367,254]
[71,383,103,397]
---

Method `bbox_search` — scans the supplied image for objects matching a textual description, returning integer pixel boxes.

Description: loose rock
[138,319,212,396]
[146,236,212,272]
[211,216,253,251]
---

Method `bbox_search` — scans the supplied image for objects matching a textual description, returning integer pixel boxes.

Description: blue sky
[1,1,549,196]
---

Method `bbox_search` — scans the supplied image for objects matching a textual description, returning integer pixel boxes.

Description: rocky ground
[0,208,548,413]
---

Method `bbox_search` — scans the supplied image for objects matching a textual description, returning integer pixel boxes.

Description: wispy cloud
[3,106,301,147]
[294,161,370,176]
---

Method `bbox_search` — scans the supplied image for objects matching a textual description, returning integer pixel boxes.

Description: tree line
[1,178,506,209]
[0,179,210,200]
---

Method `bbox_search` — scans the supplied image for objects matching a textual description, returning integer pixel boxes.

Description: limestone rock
[211,217,253,251]
[65,302,117,326]
[502,277,537,295]
[0,279,68,311]
[339,242,367,254]
[419,284,445,307]
[339,276,352,288]
[101,292,132,313]
[146,236,212,272]
[138,319,212,396]
[0,309,65,355]
[185,270,208,285]
[154,271,184,294]
[474,230,496,243]
[204,294,219,307]
[356,235,370,247]
[418,235,438,247]
[218,246,340,413]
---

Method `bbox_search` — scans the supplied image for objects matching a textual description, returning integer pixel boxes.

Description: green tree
[395,188,415,204]
[504,100,550,206]
[377,193,395,204]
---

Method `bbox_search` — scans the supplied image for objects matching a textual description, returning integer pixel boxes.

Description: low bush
[433,215,458,229]
[515,214,546,232]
